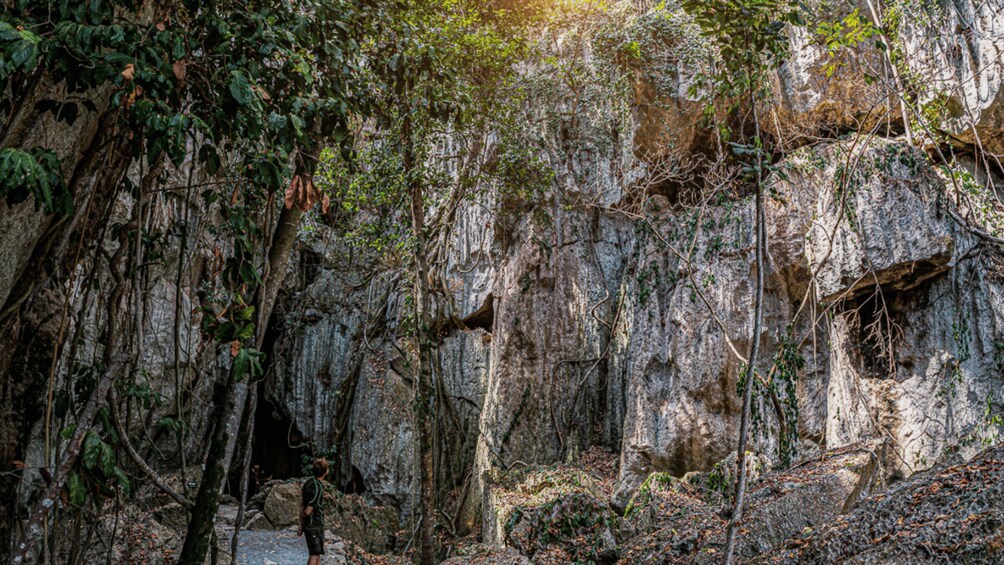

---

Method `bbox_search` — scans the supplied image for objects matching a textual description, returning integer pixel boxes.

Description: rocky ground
[448,442,1004,564]
[52,441,1004,564]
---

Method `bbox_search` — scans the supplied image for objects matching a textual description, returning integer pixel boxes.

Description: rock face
[5,1,1004,559]
[265,57,1004,545]
[209,2,1004,545]
[896,0,1004,154]
[803,141,955,303]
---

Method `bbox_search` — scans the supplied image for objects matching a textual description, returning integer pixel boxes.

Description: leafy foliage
[683,0,803,136]
[0,147,71,214]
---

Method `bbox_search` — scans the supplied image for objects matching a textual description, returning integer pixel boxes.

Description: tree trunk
[177,367,239,564]
[403,109,437,565]
[723,100,767,565]
[230,202,303,562]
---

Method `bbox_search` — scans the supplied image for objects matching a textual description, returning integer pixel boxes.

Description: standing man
[297,457,328,565]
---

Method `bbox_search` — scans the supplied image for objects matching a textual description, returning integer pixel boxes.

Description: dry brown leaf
[304,179,318,210]
[122,63,135,81]
[284,176,300,210]
[322,193,331,215]
[155,21,166,31]
[172,59,187,82]
[125,86,143,109]
[230,340,240,358]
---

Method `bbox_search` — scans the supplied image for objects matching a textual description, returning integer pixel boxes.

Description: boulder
[243,510,273,531]
[482,463,621,563]
[705,442,883,561]
[262,481,302,528]
[620,442,885,562]
[764,443,1004,564]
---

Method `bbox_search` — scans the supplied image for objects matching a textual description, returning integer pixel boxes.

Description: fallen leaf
[122,63,135,81]
[230,340,240,358]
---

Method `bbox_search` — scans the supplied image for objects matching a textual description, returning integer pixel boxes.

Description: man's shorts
[304,526,325,556]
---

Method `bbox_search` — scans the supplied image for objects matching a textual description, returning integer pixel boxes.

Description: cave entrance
[462,294,494,332]
[246,387,310,497]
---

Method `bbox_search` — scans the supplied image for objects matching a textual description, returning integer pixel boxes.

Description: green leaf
[111,466,132,496]
[237,322,255,341]
[67,472,87,507]
[233,347,264,382]
[229,70,254,105]
[82,433,102,470]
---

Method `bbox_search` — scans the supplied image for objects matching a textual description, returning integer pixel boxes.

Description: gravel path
[236,529,350,565]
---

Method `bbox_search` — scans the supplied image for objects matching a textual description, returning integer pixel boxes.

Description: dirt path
[236,528,350,565]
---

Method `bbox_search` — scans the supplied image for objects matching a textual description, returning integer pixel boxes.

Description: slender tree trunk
[177,367,239,563]
[863,0,913,144]
[403,108,437,565]
[723,100,767,565]
[230,202,303,562]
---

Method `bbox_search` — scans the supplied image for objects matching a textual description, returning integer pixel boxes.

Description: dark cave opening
[462,293,495,332]
[342,465,366,495]
[245,388,310,497]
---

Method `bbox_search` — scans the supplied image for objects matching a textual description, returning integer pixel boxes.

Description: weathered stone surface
[620,442,884,563]
[243,510,273,531]
[481,451,622,563]
[609,137,1003,509]
[825,259,1004,478]
[262,481,302,528]
[625,1,1004,157]
[0,200,49,309]
[801,141,954,303]
[764,443,1004,564]
[609,173,830,509]
[896,0,1004,155]
[713,442,882,561]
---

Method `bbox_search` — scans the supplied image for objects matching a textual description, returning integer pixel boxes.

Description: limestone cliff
[2,1,1003,562]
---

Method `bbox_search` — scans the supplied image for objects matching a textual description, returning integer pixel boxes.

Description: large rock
[263,481,302,528]
[765,443,1004,564]
[481,454,621,563]
[621,442,885,562]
